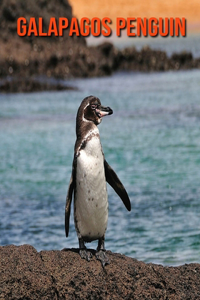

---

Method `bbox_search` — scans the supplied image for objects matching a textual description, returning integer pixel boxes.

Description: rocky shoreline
[0,0,200,93]
[1,42,199,93]
[0,244,200,299]
[0,77,77,93]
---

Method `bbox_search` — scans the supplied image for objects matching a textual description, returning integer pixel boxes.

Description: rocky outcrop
[0,77,77,93]
[116,45,200,72]
[0,244,200,300]
[0,0,86,81]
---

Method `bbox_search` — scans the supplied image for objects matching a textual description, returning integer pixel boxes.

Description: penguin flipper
[104,159,131,211]
[65,163,75,237]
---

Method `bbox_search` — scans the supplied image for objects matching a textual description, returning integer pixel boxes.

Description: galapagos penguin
[65,95,131,267]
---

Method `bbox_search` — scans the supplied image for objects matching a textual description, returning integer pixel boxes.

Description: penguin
[65,95,131,267]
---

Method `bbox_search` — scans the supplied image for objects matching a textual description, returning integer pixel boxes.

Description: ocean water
[1,69,200,266]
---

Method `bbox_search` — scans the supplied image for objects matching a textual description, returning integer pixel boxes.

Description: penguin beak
[96,106,113,118]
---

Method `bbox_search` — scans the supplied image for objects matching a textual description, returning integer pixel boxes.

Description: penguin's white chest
[75,136,108,242]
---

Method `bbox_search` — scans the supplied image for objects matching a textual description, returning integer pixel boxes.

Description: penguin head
[77,96,113,127]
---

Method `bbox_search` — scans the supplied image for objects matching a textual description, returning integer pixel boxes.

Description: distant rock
[0,77,77,93]
[0,0,86,82]
[0,244,200,299]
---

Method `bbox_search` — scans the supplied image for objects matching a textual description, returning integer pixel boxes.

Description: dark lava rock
[0,0,86,81]
[0,77,77,93]
[118,45,170,72]
[0,244,200,300]
[170,51,200,70]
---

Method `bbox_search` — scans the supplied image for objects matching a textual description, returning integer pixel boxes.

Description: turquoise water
[1,69,200,266]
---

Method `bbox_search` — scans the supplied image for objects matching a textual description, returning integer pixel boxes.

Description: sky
[71,0,200,32]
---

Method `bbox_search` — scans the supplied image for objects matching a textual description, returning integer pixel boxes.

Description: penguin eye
[91,104,97,110]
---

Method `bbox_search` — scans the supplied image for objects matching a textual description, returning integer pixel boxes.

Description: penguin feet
[79,249,93,261]
[79,238,93,262]
[95,250,110,267]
